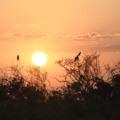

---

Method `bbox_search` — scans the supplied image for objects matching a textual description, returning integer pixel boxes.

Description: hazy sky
[0,0,120,76]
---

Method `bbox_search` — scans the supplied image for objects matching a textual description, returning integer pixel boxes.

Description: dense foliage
[0,53,120,120]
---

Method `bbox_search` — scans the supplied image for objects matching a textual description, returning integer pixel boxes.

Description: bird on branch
[17,55,19,61]
[74,52,81,62]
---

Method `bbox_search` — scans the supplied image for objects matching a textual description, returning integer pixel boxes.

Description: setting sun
[32,52,47,66]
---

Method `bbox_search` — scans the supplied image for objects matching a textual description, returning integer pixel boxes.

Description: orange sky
[0,0,120,80]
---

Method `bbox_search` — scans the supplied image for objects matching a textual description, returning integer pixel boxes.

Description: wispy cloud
[0,32,50,41]
[13,23,42,29]
[13,33,49,38]
[1,31,120,52]
[0,23,52,41]
[71,32,120,52]
[73,32,120,41]
[89,44,120,52]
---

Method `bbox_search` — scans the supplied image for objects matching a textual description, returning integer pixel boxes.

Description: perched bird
[74,52,81,62]
[17,55,19,61]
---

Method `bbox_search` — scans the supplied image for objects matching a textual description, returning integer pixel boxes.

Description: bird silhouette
[17,55,19,61]
[74,52,81,62]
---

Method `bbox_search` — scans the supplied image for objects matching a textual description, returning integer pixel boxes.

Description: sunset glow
[0,0,120,78]
[32,52,47,66]
[0,0,120,119]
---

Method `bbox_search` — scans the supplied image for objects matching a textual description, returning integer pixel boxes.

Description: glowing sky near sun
[0,0,120,78]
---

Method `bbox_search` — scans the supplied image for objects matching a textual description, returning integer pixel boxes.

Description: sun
[32,52,47,66]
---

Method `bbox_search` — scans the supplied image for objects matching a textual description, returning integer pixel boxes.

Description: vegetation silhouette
[0,52,120,120]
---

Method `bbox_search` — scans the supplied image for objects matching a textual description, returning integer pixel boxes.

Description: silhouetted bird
[74,52,81,62]
[17,55,19,61]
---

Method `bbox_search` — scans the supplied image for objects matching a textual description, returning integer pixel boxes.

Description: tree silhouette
[56,53,103,100]
[0,52,120,120]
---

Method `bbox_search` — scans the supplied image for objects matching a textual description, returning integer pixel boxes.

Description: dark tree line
[0,52,120,120]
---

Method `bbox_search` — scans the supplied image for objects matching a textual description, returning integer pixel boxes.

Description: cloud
[74,32,120,41]
[72,32,120,52]
[13,23,41,29]
[89,44,120,52]
[13,33,49,38]
[0,32,50,40]
[0,32,53,44]
[0,33,13,41]
[1,31,120,52]
[0,23,52,41]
